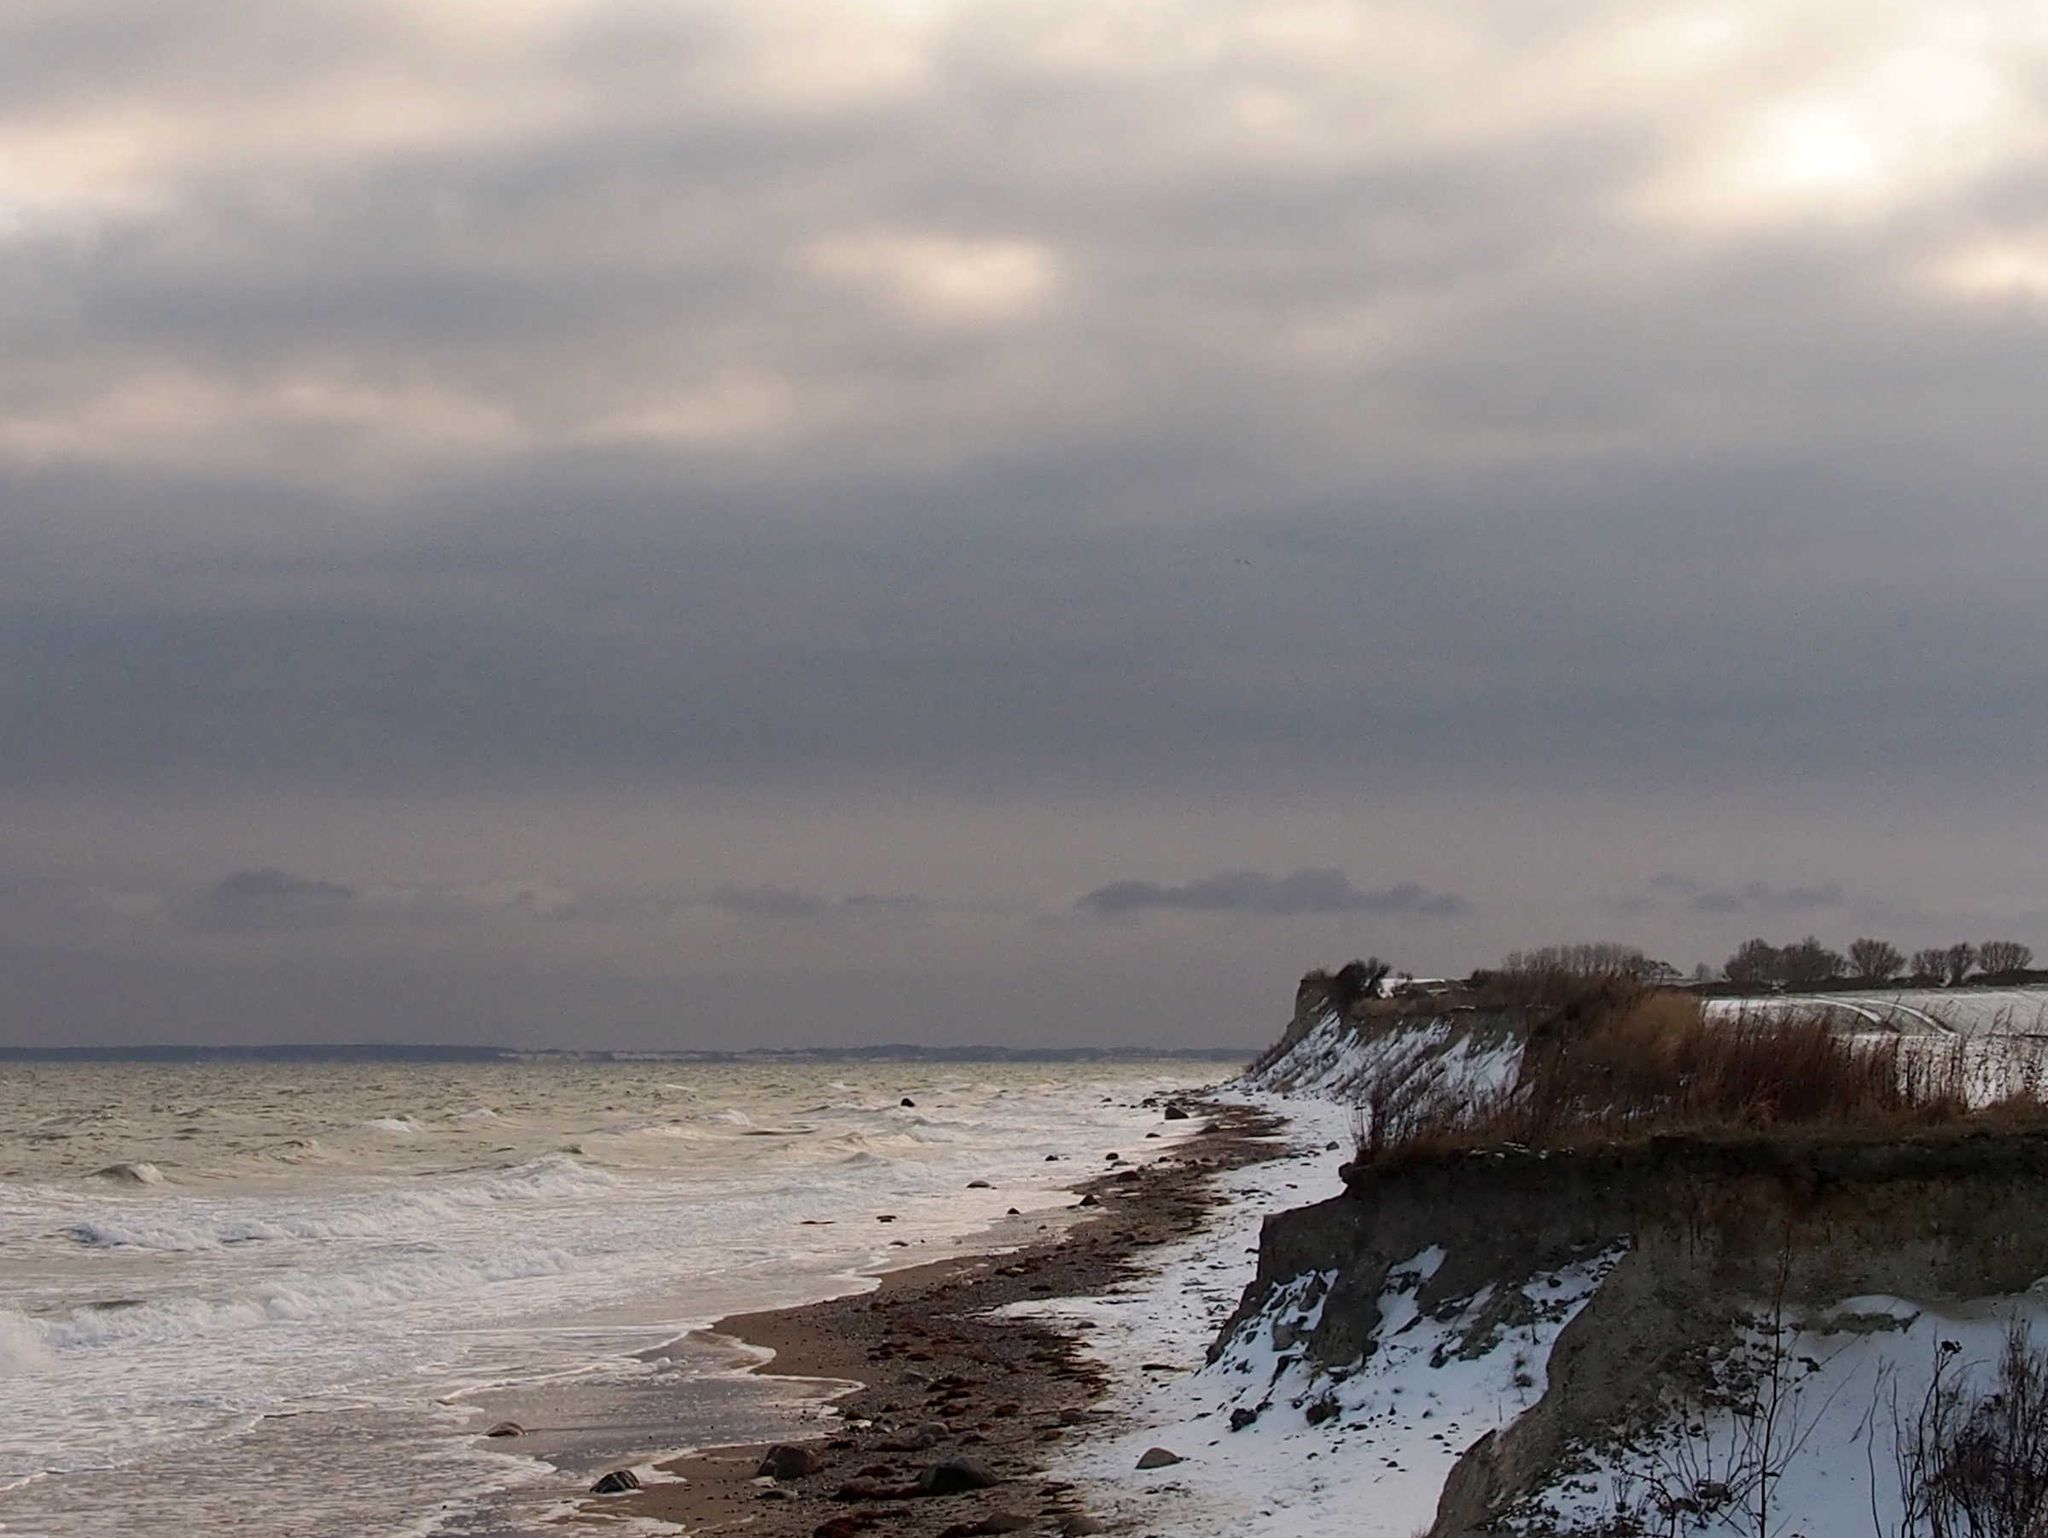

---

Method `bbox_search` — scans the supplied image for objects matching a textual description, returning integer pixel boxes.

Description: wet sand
[573,1099,1286,1537]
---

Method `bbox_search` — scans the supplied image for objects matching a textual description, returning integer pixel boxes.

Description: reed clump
[1353,974,2038,1167]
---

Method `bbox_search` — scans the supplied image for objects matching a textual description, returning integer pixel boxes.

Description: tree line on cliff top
[1722,936,2037,990]
[1302,935,2042,1012]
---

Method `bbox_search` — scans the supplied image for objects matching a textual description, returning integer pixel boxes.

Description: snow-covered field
[1707,987,2048,1036]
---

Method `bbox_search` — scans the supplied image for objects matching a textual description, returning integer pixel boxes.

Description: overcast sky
[5,1,2047,1049]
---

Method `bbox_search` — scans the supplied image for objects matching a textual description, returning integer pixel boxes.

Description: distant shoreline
[0,1042,1255,1065]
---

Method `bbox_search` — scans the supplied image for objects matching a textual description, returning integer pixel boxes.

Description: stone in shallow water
[589,1469,641,1494]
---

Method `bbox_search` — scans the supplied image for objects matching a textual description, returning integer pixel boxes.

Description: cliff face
[1237,993,1525,1107]
[1219,1132,2048,1533]
[1217,989,2048,1534]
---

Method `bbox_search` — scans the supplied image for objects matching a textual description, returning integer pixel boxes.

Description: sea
[0,1056,1221,1537]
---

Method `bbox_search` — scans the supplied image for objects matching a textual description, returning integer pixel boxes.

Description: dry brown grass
[1352,977,2036,1168]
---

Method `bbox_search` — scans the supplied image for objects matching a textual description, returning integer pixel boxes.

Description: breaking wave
[89,1162,166,1186]
[66,1156,615,1253]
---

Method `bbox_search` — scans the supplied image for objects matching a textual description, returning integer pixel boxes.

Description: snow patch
[1507,1293,2048,1537]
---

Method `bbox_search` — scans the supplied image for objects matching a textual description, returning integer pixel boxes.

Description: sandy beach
[581,1100,1288,1538]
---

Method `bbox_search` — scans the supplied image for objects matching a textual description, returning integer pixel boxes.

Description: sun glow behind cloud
[1634,18,2040,230]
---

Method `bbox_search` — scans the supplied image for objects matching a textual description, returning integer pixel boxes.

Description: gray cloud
[706,884,932,922]
[4,2,2048,1046]
[1642,875,1849,917]
[1077,869,1468,920]
[706,884,831,920]
[191,868,357,933]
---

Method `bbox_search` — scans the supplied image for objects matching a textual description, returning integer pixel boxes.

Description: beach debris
[917,1456,1000,1495]
[758,1444,825,1480]
[589,1469,641,1494]
[877,1214,897,1222]
[1135,1447,1184,1469]
[482,1420,525,1438]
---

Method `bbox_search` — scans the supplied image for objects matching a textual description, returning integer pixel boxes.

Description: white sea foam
[88,1160,166,1185]
[0,1056,1218,1538]
[0,1312,52,1377]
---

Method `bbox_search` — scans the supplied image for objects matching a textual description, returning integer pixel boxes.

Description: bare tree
[1911,948,1950,986]
[1849,939,1905,985]
[1726,938,1784,989]
[1501,942,1654,978]
[1780,936,1845,989]
[1978,941,2035,980]
[1944,943,1979,988]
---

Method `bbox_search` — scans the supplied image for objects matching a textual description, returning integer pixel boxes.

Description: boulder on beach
[966,1179,992,1188]
[917,1456,1000,1495]
[482,1420,524,1438]
[590,1469,641,1494]
[1163,1104,1190,1120]
[758,1443,824,1479]
[901,1097,916,1107]
[1135,1447,1184,1469]
[878,1419,949,1452]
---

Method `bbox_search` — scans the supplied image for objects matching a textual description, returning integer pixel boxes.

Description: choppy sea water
[0,1058,1218,1537]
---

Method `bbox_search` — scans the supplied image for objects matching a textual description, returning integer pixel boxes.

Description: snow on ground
[1706,991,2048,1106]
[1508,1291,2048,1537]
[1002,1089,1615,1538]
[1708,987,2048,1037]
[1242,1010,1523,1109]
